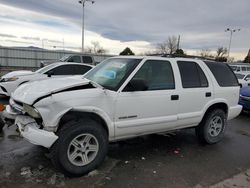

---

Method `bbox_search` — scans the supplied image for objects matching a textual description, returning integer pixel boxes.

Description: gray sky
[0,0,249,59]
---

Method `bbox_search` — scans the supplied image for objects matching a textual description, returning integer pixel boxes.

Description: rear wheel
[50,119,108,177]
[196,109,227,144]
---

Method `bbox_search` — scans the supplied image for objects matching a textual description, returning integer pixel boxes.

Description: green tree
[174,49,185,55]
[119,47,135,55]
[244,56,250,63]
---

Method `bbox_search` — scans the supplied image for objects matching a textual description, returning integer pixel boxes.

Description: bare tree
[200,48,212,58]
[157,36,178,54]
[216,47,228,58]
[86,41,108,54]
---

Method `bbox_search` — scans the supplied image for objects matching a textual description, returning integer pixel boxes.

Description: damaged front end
[1,98,59,148]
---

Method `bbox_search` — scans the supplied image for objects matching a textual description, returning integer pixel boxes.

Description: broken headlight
[1,77,19,82]
[23,104,41,118]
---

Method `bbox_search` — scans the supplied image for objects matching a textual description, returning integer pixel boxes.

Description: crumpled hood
[2,70,35,78]
[12,76,92,105]
[240,86,250,97]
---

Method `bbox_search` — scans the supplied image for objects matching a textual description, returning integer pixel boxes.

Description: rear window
[204,61,238,87]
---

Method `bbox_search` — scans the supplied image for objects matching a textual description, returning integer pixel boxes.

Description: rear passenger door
[177,60,213,126]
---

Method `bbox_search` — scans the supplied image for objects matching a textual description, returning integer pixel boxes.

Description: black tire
[196,109,227,144]
[50,119,108,177]
[0,117,5,133]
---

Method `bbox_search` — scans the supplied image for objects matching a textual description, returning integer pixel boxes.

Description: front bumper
[16,115,58,148]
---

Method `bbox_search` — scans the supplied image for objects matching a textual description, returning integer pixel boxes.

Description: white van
[229,63,250,73]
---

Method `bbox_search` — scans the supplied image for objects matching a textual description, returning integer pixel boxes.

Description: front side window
[84,58,141,91]
[125,60,175,91]
[177,61,208,88]
[67,56,81,63]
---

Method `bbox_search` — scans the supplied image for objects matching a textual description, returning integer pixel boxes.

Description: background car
[235,73,250,87]
[0,62,93,96]
[239,86,250,111]
[40,54,95,67]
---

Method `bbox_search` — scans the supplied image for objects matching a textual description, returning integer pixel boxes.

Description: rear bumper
[16,115,58,148]
[228,105,242,120]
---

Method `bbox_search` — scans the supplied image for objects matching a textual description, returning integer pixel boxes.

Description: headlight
[1,77,19,82]
[23,104,41,118]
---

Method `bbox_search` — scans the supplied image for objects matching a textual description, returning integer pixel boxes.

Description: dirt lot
[0,97,250,188]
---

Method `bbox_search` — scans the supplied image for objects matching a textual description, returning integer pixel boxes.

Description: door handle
[171,95,179,100]
[205,92,212,97]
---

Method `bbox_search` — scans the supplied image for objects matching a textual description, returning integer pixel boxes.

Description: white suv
[2,56,242,177]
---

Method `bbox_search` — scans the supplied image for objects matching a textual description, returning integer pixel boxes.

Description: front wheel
[0,117,5,133]
[196,109,227,144]
[50,119,108,177]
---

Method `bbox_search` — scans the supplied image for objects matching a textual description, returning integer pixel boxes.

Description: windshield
[235,73,245,79]
[59,55,71,62]
[84,58,141,91]
[35,63,59,74]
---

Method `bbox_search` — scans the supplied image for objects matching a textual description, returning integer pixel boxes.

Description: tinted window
[177,61,208,88]
[82,56,93,64]
[204,61,238,87]
[72,65,92,75]
[247,67,250,71]
[67,56,81,63]
[125,60,175,91]
[50,64,91,75]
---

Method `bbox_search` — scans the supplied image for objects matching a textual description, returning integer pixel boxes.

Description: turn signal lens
[0,104,6,112]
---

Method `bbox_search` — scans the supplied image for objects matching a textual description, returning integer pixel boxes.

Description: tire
[50,119,108,177]
[196,109,227,144]
[0,117,5,133]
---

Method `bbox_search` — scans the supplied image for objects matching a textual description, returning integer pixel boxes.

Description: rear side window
[177,61,208,88]
[204,61,238,87]
[82,56,94,64]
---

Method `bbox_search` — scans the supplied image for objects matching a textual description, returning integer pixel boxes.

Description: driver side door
[114,59,179,139]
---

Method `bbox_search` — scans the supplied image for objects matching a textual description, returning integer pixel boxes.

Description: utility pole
[225,28,240,61]
[177,35,180,50]
[78,0,95,53]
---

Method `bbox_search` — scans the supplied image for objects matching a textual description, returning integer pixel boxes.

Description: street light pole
[225,28,240,61]
[78,0,95,53]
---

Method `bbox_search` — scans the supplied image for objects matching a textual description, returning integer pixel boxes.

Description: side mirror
[124,79,148,92]
[47,70,54,77]
[245,77,250,81]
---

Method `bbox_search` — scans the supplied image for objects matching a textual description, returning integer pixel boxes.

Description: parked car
[235,73,250,87]
[0,62,93,96]
[239,86,250,111]
[40,54,95,67]
[2,56,241,177]
[228,63,250,73]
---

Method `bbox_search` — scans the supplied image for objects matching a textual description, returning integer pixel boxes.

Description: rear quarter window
[204,61,239,87]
